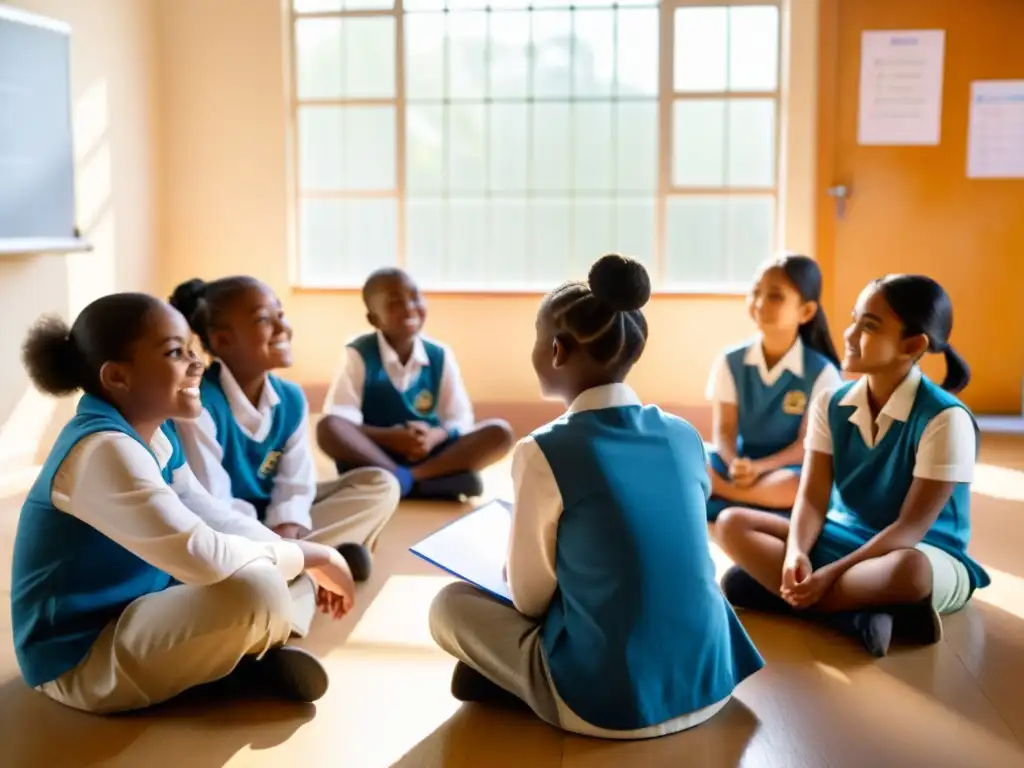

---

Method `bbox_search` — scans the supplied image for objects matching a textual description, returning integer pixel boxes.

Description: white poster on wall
[966,80,1024,179]
[857,30,946,146]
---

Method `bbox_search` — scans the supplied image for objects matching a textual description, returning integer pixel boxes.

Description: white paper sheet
[857,30,946,146]
[409,499,513,604]
[967,81,1024,179]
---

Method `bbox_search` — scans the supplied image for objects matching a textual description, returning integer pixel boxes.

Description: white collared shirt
[173,364,316,531]
[804,366,976,482]
[322,330,475,433]
[705,336,843,407]
[50,429,304,586]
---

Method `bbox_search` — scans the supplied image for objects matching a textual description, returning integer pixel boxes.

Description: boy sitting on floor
[317,267,514,501]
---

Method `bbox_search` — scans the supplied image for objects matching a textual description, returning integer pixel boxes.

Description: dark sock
[450,662,527,709]
[720,566,793,615]
[890,596,943,645]
[227,646,329,702]
[816,610,894,658]
[393,466,415,497]
[411,472,484,501]
[336,542,372,582]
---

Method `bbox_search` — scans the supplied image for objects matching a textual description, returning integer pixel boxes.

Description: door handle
[827,185,850,218]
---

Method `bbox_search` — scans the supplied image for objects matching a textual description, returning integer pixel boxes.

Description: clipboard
[409,499,514,605]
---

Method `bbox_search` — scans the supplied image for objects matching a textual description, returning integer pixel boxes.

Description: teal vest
[826,377,990,589]
[10,395,183,687]
[532,405,764,730]
[198,363,306,521]
[348,333,446,429]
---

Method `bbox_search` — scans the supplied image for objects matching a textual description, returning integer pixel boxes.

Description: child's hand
[271,523,311,540]
[316,586,349,619]
[780,549,813,601]
[782,564,838,610]
[729,458,757,488]
[387,425,429,461]
[306,551,356,619]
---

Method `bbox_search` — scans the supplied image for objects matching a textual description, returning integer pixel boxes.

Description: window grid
[290,0,781,291]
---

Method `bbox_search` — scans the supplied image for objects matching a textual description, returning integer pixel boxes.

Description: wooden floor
[1,436,1024,767]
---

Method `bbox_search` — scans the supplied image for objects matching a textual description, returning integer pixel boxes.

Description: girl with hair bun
[11,293,356,713]
[715,274,989,659]
[428,254,764,739]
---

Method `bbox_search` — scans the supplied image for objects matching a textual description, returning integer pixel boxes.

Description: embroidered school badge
[258,450,282,478]
[413,389,435,415]
[783,390,807,415]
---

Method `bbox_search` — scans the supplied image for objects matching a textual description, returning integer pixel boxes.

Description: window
[290,0,780,291]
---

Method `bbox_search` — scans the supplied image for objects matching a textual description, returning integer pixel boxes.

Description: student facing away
[705,255,842,522]
[10,294,355,713]
[317,267,514,500]
[169,276,400,590]
[715,275,989,658]
[429,254,764,739]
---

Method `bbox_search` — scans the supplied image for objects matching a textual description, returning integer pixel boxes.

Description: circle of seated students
[9,251,986,738]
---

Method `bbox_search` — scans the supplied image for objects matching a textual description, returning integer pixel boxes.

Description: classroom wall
[154,0,820,413]
[0,0,160,473]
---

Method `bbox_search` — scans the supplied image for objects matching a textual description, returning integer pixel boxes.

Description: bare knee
[887,549,933,602]
[714,506,757,546]
[316,414,353,452]
[475,419,515,453]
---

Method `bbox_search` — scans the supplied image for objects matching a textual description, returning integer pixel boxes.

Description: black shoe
[891,597,943,645]
[231,645,329,703]
[450,662,527,709]
[816,611,895,658]
[411,472,485,501]
[720,566,793,615]
[337,542,372,582]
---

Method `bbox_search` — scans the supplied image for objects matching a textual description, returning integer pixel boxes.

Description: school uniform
[704,337,843,520]
[174,362,399,631]
[805,366,989,614]
[11,394,305,713]
[429,384,764,738]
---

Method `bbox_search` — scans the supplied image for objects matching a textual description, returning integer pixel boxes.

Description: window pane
[673,100,725,187]
[490,12,531,99]
[406,199,446,282]
[729,6,779,91]
[491,200,529,283]
[728,99,776,187]
[406,104,445,193]
[572,199,614,277]
[448,12,488,99]
[616,101,657,192]
[299,106,395,191]
[489,102,529,192]
[573,10,615,98]
[616,9,658,96]
[674,8,727,93]
[615,197,656,267]
[406,14,445,100]
[573,103,613,192]
[448,198,490,282]
[665,195,774,284]
[293,0,393,11]
[299,199,396,285]
[532,11,573,98]
[448,104,487,192]
[296,18,395,99]
[530,199,572,284]
[531,102,571,191]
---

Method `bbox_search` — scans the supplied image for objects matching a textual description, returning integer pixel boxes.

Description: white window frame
[287,0,782,294]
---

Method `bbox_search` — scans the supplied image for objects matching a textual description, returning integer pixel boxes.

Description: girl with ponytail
[714,274,989,660]
[705,254,843,522]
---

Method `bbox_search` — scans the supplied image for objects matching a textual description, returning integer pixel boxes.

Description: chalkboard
[0,5,87,254]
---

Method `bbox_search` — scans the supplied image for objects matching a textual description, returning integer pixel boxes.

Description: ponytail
[798,311,841,369]
[771,253,840,368]
[940,344,971,394]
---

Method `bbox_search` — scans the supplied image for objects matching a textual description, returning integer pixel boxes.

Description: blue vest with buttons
[531,405,765,731]
[347,333,446,429]
[10,395,183,687]
[826,377,990,590]
[725,340,834,460]
[199,363,306,521]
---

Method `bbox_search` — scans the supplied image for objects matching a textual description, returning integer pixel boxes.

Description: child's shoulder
[267,373,308,409]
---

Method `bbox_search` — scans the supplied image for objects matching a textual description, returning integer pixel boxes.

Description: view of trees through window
[292,0,780,291]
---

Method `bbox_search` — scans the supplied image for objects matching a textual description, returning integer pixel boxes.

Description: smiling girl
[713,275,989,657]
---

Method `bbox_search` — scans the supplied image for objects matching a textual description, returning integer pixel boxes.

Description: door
[817,0,1024,414]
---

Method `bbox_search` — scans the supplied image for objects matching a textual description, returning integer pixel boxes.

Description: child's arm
[807,408,976,580]
[53,432,305,587]
[322,347,407,451]
[786,389,836,556]
[706,354,738,465]
[505,438,562,618]
[264,401,316,536]
[174,411,260,519]
[435,346,475,440]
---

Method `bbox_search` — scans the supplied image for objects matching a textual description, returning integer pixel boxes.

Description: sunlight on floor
[972,463,1024,503]
[973,565,1024,621]
[345,575,457,651]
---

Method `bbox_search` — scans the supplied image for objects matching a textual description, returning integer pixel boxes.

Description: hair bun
[168,278,209,322]
[587,253,651,312]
